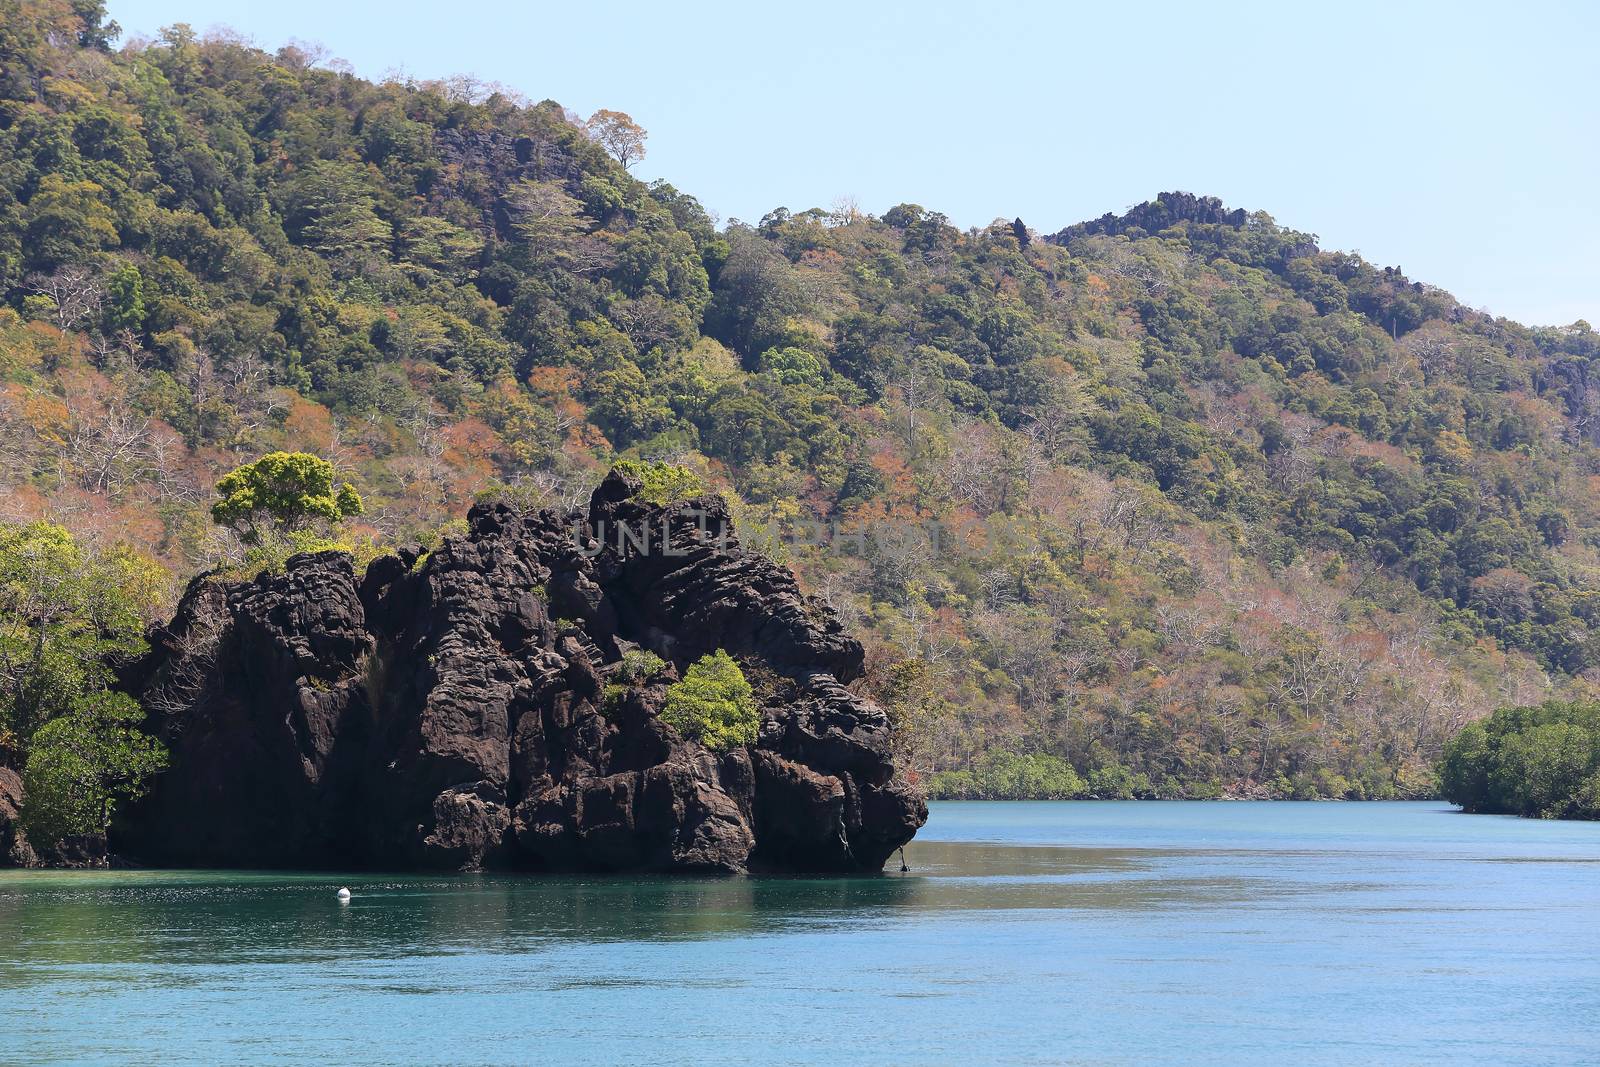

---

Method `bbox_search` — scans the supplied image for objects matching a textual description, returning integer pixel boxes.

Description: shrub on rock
[610,459,705,505]
[661,650,758,752]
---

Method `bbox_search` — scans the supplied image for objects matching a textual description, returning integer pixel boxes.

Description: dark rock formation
[1049,190,1249,243]
[0,765,33,867]
[118,471,926,873]
[430,126,586,243]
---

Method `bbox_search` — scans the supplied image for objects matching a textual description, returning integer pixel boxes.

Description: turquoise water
[3,801,1599,1065]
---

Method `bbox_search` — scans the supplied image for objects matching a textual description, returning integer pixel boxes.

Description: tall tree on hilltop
[585,109,647,170]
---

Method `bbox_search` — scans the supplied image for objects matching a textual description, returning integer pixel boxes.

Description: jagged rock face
[119,472,926,873]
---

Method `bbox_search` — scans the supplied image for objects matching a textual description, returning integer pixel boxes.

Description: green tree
[1439,702,1600,819]
[660,649,759,752]
[0,522,168,848]
[586,360,677,447]
[757,346,827,388]
[104,262,146,333]
[1491,722,1593,818]
[0,522,163,745]
[20,692,167,843]
[23,176,119,269]
[211,452,364,545]
[1437,720,1491,812]
[290,162,392,275]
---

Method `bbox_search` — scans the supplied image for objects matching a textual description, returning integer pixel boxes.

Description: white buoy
[337,887,352,902]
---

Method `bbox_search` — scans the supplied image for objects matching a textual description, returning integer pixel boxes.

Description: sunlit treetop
[211,452,363,545]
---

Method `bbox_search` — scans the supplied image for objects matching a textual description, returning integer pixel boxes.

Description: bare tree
[613,295,680,352]
[562,233,618,276]
[1092,239,1172,296]
[1023,374,1094,456]
[1098,481,1169,560]
[490,467,594,516]
[505,179,615,276]
[1403,330,1456,383]
[942,420,1002,514]
[142,605,226,724]
[883,349,945,461]
[827,194,863,227]
[981,608,1069,717]
[1266,421,1320,491]
[59,399,156,494]
[275,38,330,70]
[26,265,104,332]
[810,566,869,632]
[867,519,938,610]
[1387,626,1475,753]
[400,398,450,498]
[1003,433,1048,510]
[145,422,201,506]
[220,350,288,446]
[1156,602,1224,658]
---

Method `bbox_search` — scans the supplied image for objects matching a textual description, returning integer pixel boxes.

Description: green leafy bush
[926,752,1087,800]
[1087,763,1153,800]
[617,649,668,685]
[602,649,669,715]
[235,529,357,579]
[611,460,706,505]
[1439,702,1600,819]
[660,649,758,752]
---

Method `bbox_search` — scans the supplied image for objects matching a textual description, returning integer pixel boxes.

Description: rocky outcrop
[118,471,925,873]
[1049,190,1249,243]
[0,765,33,867]
[430,126,586,242]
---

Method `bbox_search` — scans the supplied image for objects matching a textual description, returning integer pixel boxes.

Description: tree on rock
[211,452,363,545]
[661,650,759,752]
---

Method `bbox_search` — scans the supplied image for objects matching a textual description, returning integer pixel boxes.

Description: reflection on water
[3,802,1599,1066]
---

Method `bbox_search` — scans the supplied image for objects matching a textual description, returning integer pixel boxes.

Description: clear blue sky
[108,0,1598,326]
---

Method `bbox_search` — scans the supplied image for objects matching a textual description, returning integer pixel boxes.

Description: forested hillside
[6,0,1600,800]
